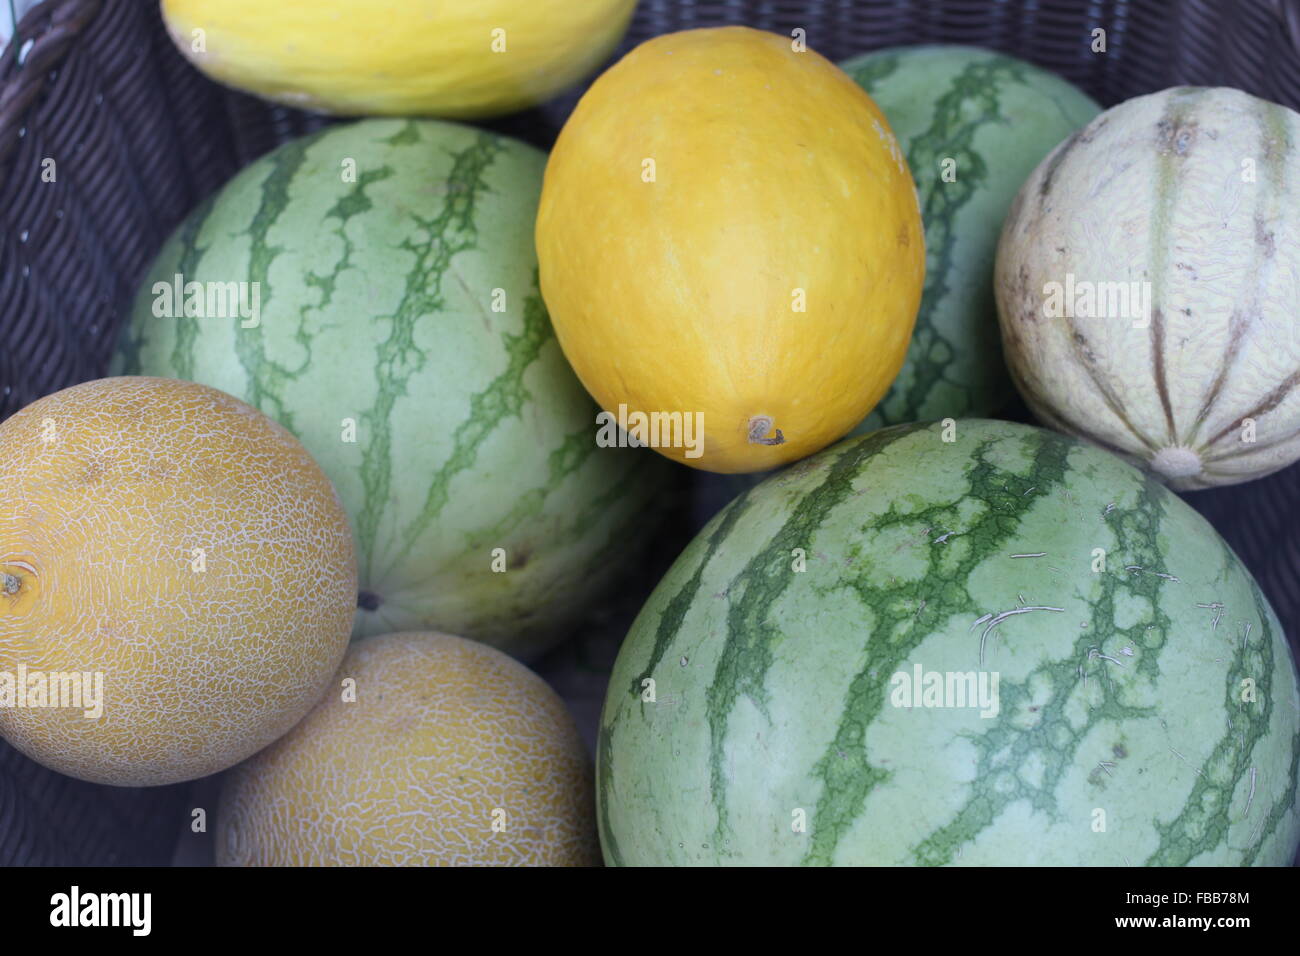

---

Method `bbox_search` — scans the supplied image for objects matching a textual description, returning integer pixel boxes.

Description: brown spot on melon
[1157,118,1198,156]
[1256,217,1276,258]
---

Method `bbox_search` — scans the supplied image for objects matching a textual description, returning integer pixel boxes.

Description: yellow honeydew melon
[996,87,1300,489]
[536,27,925,473]
[217,631,599,866]
[0,377,356,786]
[161,0,638,118]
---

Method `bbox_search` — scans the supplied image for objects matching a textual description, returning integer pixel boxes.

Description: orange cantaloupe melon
[0,377,356,786]
[217,631,599,866]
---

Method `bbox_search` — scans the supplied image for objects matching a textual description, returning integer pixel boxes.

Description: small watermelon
[840,46,1100,432]
[113,119,666,660]
[598,419,1300,865]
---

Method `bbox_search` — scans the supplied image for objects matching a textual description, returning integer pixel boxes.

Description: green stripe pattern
[114,118,666,660]
[598,420,1300,865]
[840,46,1100,432]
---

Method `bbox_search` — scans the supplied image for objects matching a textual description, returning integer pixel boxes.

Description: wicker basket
[2,0,1299,866]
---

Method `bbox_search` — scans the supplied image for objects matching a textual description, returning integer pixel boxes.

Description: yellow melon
[535,26,925,473]
[160,0,638,118]
[0,377,356,786]
[216,630,598,866]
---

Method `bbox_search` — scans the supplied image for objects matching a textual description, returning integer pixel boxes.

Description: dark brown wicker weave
[2,0,1299,866]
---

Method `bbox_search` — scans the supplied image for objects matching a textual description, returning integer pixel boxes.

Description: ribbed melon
[217,631,599,866]
[0,377,356,786]
[996,86,1300,489]
[598,419,1300,865]
[840,46,1100,431]
[113,119,665,660]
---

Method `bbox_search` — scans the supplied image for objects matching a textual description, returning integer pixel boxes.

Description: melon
[161,0,637,118]
[535,26,925,473]
[113,118,665,660]
[996,86,1300,489]
[598,419,1300,865]
[217,631,599,866]
[0,377,356,786]
[840,46,1100,432]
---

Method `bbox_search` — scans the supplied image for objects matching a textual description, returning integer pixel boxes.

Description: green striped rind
[113,118,667,659]
[839,46,1100,432]
[597,420,1300,865]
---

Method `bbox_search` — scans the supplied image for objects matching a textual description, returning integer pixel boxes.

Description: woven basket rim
[0,0,101,166]
[5,1,1300,135]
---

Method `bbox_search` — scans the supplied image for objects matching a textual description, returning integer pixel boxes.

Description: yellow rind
[536,27,926,473]
[216,631,599,866]
[0,377,357,786]
[161,0,638,118]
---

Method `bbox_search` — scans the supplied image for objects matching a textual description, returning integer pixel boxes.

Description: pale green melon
[996,87,1300,489]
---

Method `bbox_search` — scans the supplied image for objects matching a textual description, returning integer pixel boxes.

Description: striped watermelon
[598,419,1300,865]
[113,118,666,660]
[840,46,1100,432]
[996,87,1300,489]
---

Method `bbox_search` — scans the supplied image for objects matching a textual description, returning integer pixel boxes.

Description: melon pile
[3,10,1298,868]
